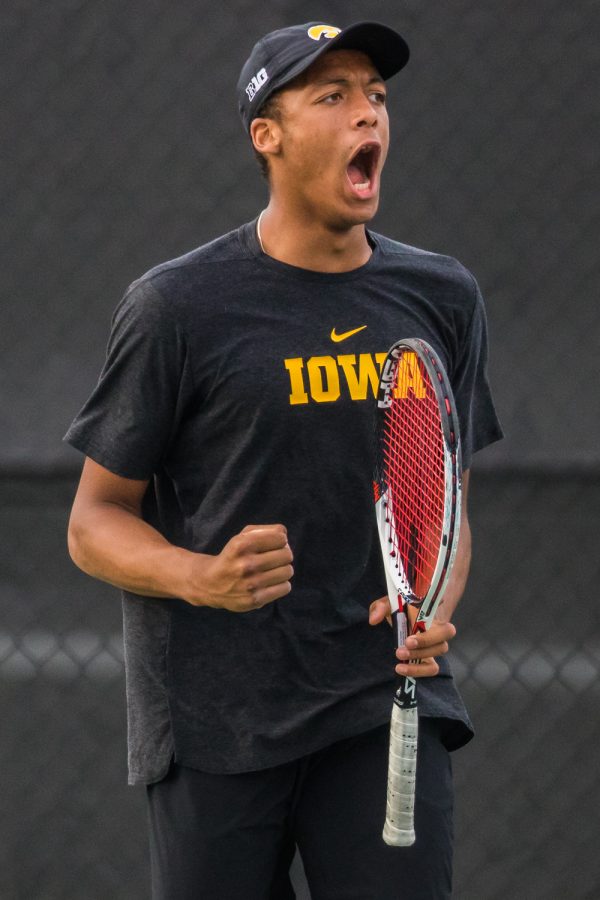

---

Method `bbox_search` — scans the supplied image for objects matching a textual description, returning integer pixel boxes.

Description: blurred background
[2,1,598,897]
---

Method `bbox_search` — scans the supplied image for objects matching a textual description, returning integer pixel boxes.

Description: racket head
[373,338,462,623]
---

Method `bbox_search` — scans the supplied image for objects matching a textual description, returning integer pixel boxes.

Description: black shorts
[146,718,454,900]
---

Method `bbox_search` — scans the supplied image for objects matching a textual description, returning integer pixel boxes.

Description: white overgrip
[382,702,418,846]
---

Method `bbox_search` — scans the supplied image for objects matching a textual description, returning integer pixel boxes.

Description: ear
[250,117,282,160]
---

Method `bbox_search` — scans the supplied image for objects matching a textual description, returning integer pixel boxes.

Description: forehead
[298,48,384,86]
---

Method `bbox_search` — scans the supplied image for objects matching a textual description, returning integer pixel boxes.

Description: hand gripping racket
[373,338,462,847]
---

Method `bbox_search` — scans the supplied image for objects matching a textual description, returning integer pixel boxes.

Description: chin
[348,198,380,225]
[309,189,380,231]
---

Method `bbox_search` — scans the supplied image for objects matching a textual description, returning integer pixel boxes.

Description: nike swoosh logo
[330,325,368,343]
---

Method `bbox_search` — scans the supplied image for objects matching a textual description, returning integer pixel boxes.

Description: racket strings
[381,361,445,600]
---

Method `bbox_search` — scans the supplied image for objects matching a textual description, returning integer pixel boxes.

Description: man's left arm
[368,470,471,678]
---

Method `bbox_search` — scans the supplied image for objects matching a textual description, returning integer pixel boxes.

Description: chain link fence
[3,0,599,897]
[2,474,599,899]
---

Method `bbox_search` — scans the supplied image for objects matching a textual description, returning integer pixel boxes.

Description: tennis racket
[373,338,462,847]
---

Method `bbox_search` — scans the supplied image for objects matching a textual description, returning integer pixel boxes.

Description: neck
[256,204,372,273]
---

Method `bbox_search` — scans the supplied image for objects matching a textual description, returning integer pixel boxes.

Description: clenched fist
[185,524,294,612]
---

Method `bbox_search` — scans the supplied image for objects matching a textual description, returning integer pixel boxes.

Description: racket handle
[382,700,418,847]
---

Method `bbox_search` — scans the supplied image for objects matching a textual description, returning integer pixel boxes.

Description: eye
[321,91,343,104]
[370,90,387,105]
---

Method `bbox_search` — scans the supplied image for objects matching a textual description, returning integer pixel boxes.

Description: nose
[352,94,378,129]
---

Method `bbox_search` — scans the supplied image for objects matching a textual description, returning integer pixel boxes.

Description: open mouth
[346,143,380,195]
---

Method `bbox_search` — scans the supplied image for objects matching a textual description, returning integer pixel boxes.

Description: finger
[241,523,287,537]
[235,528,290,554]
[395,657,440,678]
[406,622,456,651]
[428,621,457,641]
[244,548,294,576]
[251,580,293,608]
[396,641,449,662]
[247,564,294,591]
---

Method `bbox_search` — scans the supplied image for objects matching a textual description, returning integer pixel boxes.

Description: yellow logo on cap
[307,24,341,42]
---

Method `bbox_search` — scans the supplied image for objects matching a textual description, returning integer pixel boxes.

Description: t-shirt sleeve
[451,274,503,470]
[64,278,192,480]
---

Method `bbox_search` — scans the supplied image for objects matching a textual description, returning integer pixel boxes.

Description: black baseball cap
[237,21,410,131]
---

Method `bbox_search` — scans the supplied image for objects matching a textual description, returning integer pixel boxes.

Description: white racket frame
[374,338,462,847]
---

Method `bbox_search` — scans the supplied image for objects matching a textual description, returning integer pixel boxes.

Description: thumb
[369,596,391,626]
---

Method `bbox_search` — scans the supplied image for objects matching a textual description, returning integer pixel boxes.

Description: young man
[66,21,502,900]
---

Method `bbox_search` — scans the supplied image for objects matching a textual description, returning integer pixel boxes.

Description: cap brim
[274,21,409,96]
[325,22,410,80]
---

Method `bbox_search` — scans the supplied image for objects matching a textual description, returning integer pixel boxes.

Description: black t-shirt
[65,220,503,783]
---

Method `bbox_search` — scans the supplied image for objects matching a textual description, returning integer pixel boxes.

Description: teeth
[355,181,370,191]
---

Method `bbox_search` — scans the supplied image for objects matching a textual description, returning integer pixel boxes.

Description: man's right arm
[67,458,294,612]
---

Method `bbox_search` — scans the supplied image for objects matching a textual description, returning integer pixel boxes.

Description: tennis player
[65,21,502,899]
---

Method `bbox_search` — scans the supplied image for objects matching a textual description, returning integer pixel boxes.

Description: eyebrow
[312,75,385,88]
